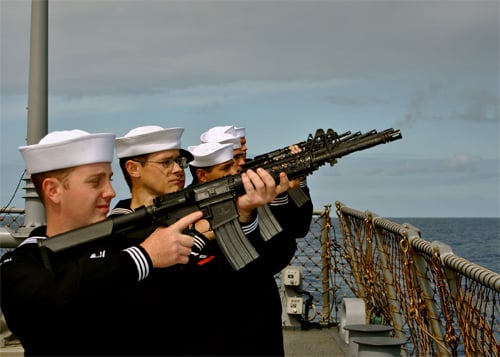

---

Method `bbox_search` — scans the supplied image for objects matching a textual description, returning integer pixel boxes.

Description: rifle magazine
[214,219,259,271]
[256,205,283,241]
[288,187,309,208]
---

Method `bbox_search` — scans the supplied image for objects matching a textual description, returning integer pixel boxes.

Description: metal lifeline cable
[0,170,26,212]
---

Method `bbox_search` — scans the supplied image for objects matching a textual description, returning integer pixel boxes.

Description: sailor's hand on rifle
[236,168,289,222]
[139,210,204,268]
[288,144,306,189]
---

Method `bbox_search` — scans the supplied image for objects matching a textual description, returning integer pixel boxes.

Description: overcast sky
[1,0,499,218]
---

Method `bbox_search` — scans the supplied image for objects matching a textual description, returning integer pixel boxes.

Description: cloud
[444,154,481,172]
[341,156,494,177]
[452,88,500,123]
[2,1,498,96]
[399,81,499,126]
[322,96,375,107]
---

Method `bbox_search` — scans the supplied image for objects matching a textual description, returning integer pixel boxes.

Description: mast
[17,0,49,237]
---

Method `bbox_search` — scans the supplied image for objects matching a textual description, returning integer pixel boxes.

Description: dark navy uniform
[106,180,312,356]
[0,228,153,356]
[216,181,313,356]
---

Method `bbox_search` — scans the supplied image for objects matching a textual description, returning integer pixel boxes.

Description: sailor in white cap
[114,125,194,210]
[199,125,246,167]
[18,129,117,230]
[185,141,248,245]
[187,141,240,185]
[112,124,212,266]
[185,137,309,355]
[1,129,202,356]
[186,138,289,226]
[193,125,314,356]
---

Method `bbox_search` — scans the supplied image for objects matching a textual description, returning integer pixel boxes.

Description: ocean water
[385,217,500,273]
[323,217,499,273]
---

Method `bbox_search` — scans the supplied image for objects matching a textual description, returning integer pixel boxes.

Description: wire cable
[0,170,26,212]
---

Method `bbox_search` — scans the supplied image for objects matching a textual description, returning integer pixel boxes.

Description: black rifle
[39,127,402,271]
[243,129,376,208]
[243,129,356,171]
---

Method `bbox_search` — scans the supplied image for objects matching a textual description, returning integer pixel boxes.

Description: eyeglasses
[133,156,189,170]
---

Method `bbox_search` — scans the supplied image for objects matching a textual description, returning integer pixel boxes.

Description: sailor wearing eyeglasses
[109,125,208,355]
[113,125,193,203]
[107,125,290,355]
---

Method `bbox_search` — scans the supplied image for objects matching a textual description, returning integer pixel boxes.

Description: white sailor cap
[187,142,234,168]
[18,129,116,174]
[234,127,246,137]
[115,125,192,160]
[199,126,241,149]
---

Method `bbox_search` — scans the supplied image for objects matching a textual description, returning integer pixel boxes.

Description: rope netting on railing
[333,201,500,357]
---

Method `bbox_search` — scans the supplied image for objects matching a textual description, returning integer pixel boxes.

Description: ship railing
[283,201,499,357]
[0,208,26,249]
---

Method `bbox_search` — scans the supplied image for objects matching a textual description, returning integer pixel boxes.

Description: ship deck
[1,326,348,356]
[284,326,348,356]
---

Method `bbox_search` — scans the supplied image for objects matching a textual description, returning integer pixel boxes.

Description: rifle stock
[40,127,402,270]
